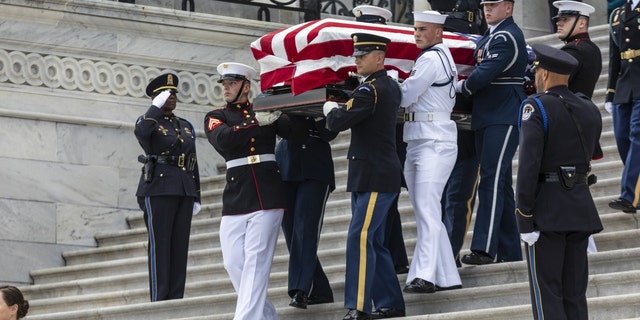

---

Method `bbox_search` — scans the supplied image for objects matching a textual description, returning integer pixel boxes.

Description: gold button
[182,167,186,171]
[242,123,246,126]
[231,177,235,181]
[626,38,630,42]
[160,173,164,177]
[630,59,634,62]
[251,138,255,142]
[251,120,255,123]
[245,114,251,118]
[625,27,630,31]
[250,147,255,152]
[243,110,249,114]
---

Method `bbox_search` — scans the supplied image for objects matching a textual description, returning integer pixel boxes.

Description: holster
[558,166,576,190]
[138,154,156,183]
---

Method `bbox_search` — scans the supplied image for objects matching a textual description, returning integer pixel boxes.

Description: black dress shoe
[307,295,334,305]
[343,309,372,320]
[395,265,409,274]
[435,284,463,291]
[288,290,307,309]
[371,307,406,319]
[461,251,494,265]
[609,198,637,213]
[403,278,435,293]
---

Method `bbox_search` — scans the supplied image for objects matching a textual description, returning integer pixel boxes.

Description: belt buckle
[427,113,434,121]
[467,11,474,22]
[404,113,411,121]
[248,154,260,164]
[178,153,185,168]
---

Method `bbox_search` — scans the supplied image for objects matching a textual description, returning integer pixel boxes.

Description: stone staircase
[19,24,640,319]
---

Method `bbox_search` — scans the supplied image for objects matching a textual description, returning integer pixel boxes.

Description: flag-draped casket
[250,18,480,95]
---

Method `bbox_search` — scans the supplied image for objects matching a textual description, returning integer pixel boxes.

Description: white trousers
[404,139,462,287]
[220,209,283,320]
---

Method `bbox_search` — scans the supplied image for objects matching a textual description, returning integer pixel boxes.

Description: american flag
[250,18,480,95]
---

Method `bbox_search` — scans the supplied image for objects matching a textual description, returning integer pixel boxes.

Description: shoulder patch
[207,116,222,131]
[345,98,354,111]
[521,104,535,122]
[357,86,372,92]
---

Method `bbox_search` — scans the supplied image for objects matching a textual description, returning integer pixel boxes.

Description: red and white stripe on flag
[250,18,479,95]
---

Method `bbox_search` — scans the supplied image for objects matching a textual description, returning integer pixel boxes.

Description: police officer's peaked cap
[531,43,578,75]
[479,0,514,4]
[216,62,258,83]
[146,73,179,97]
[351,33,391,57]
[352,5,392,24]
[413,10,447,24]
[552,1,595,21]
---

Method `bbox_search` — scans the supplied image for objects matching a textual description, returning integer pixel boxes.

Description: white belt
[226,154,276,169]
[404,112,451,122]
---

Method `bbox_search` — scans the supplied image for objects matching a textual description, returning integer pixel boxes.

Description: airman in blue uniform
[456,0,527,265]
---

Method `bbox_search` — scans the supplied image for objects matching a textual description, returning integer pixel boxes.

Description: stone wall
[0,0,283,285]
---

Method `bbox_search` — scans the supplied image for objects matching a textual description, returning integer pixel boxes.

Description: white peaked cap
[352,5,393,21]
[553,1,595,17]
[216,62,257,82]
[413,10,447,24]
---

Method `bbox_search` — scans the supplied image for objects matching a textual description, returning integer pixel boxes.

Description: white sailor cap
[216,62,257,83]
[413,10,447,24]
[352,5,392,24]
[552,1,595,20]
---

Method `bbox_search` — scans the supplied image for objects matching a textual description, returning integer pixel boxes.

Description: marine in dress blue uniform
[516,44,603,320]
[135,73,201,301]
[553,1,601,99]
[324,33,405,320]
[276,116,337,308]
[204,62,306,319]
[607,0,640,213]
[456,0,528,264]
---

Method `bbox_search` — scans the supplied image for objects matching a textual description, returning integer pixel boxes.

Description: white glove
[455,80,465,93]
[604,102,613,114]
[152,89,172,108]
[192,202,201,216]
[254,110,282,126]
[520,231,540,246]
[323,101,339,117]
[387,69,399,82]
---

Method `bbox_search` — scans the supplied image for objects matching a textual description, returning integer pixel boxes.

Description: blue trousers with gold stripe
[612,100,640,208]
[524,231,591,320]
[344,192,405,313]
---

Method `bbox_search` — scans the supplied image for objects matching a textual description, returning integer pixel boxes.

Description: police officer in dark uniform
[324,33,405,320]
[516,44,603,320]
[607,0,640,213]
[135,73,201,302]
[553,1,601,99]
[204,62,306,319]
[276,116,337,309]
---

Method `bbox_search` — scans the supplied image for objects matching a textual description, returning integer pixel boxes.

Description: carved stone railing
[180,0,413,24]
[0,49,261,106]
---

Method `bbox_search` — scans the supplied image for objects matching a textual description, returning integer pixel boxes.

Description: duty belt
[226,154,276,169]
[441,11,474,23]
[404,112,451,122]
[156,154,186,168]
[620,49,640,60]
[538,172,587,184]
